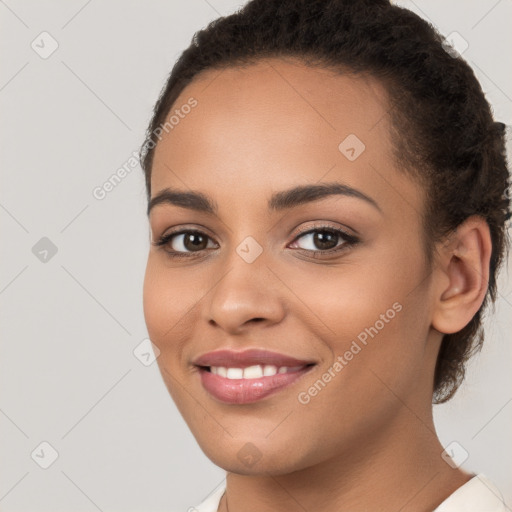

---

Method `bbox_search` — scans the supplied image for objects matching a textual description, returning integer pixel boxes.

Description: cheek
[142,258,198,411]
[142,255,212,389]
[143,258,170,339]
[142,256,196,338]
[288,267,429,452]
[289,245,429,387]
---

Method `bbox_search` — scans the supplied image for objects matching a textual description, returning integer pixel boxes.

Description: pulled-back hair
[139,0,510,403]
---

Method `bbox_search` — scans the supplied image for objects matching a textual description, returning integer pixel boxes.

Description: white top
[191,474,507,512]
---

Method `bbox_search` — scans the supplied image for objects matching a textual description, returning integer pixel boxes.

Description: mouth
[192,348,317,404]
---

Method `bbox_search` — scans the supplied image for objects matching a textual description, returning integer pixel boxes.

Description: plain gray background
[1,1,511,511]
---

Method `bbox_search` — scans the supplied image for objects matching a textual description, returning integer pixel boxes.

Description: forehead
[150,57,420,218]
[155,57,392,150]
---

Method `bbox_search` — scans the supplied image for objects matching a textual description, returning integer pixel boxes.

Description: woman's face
[143,58,440,474]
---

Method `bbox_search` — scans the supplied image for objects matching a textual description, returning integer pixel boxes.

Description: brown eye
[155,230,217,255]
[292,229,344,251]
[314,231,339,250]
[178,232,209,252]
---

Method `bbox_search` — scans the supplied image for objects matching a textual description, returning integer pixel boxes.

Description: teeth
[226,368,243,379]
[209,364,305,379]
[243,365,264,379]
[263,365,278,376]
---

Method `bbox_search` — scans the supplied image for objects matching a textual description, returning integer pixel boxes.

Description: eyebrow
[147,182,382,216]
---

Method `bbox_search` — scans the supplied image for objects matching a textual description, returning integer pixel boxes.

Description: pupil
[185,233,207,251]
[314,231,338,250]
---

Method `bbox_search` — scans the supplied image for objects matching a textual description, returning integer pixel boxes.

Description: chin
[196,436,314,476]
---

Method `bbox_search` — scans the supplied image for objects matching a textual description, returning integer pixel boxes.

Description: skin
[143,57,491,512]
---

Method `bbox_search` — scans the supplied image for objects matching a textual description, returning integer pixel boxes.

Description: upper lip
[192,348,317,369]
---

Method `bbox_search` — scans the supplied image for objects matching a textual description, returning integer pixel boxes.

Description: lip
[197,365,315,404]
[192,348,317,404]
[192,348,316,368]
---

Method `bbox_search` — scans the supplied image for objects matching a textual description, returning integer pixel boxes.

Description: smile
[209,364,305,379]
[192,348,317,404]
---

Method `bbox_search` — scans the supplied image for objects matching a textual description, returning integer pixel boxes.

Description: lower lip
[198,366,314,404]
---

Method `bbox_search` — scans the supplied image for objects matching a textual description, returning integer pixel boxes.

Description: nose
[205,249,286,334]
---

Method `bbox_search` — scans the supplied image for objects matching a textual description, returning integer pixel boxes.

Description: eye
[153,224,359,260]
[288,225,359,257]
[153,229,217,257]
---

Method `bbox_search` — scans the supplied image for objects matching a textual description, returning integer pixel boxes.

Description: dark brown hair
[139,0,510,403]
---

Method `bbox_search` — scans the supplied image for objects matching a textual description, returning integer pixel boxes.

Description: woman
[140,0,510,510]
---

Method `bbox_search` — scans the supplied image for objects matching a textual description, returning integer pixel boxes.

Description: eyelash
[152,224,359,260]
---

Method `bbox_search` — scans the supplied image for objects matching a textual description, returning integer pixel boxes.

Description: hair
[139,0,510,403]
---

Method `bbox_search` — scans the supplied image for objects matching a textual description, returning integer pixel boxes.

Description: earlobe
[431,216,492,335]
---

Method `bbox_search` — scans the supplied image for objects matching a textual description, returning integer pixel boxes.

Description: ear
[431,216,492,335]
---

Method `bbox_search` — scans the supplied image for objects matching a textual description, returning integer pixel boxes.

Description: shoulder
[190,481,226,512]
[433,474,508,512]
